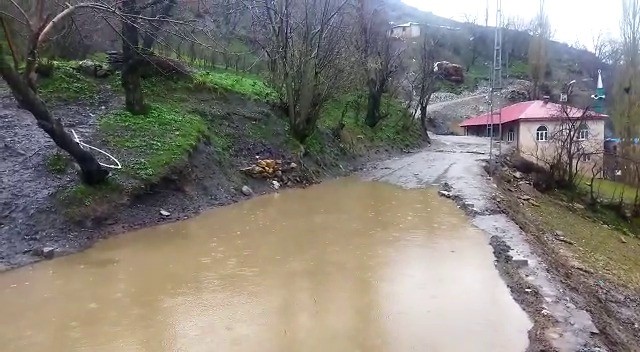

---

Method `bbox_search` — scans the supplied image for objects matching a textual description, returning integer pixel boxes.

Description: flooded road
[0,178,531,351]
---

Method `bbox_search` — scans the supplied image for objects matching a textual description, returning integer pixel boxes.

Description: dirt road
[362,135,607,352]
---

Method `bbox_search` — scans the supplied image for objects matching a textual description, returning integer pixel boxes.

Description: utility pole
[488,0,503,165]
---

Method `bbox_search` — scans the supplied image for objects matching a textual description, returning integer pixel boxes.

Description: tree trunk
[419,102,431,144]
[122,59,147,115]
[121,0,146,115]
[365,86,383,128]
[0,48,108,185]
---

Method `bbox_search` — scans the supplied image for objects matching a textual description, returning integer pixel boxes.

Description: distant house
[389,22,421,39]
[459,99,608,172]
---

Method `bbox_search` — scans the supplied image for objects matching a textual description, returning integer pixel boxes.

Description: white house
[389,22,421,39]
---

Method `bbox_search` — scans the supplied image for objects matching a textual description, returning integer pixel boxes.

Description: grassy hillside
[37,59,422,221]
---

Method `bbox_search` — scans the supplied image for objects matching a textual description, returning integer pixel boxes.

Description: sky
[402,0,622,50]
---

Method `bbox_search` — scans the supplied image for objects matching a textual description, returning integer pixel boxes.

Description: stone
[289,162,298,169]
[42,247,55,260]
[555,236,576,246]
[438,190,452,198]
[512,258,529,268]
[241,185,253,196]
[513,171,524,180]
[32,247,55,259]
[528,200,541,207]
[573,203,585,210]
[95,68,111,78]
[620,236,628,244]
[518,194,532,201]
[160,209,171,217]
[271,180,281,190]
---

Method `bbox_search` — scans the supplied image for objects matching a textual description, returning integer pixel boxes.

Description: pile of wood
[241,159,298,179]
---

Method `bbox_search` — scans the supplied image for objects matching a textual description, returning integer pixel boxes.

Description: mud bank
[362,135,607,352]
[1,84,418,271]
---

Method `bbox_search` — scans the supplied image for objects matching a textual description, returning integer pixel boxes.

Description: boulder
[241,185,253,196]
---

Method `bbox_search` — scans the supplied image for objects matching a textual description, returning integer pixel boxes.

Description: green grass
[193,70,278,102]
[530,196,640,287]
[60,181,123,207]
[38,61,99,102]
[318,93,422,152]
[585,178,640,204]
[47,152,69,174]
[99,104,207,182]
[508,60,529,79]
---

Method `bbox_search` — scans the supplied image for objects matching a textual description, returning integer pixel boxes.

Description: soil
[0,86,401,270]
[493,159,640,352]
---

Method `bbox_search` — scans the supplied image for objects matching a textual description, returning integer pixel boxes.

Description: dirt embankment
[493,156,640,352]
[0,81,422,270]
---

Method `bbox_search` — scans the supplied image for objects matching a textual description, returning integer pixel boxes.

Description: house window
[578,123,589,140]
[507,128,515,142]
[582,154,591,162]
[536,125,548,141]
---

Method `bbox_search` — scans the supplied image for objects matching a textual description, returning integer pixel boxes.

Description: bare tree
[0,1,119,184]
[250,0,351,143]
[355,0,404,128]
[593,31,623,65]
[528,0,551,100]
[613,0,640,179]
[0,0,192,184]
[526,101,603,190]
[413,31,442,143]
[462,15,486,73]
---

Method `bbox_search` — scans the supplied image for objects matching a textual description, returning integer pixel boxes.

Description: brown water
[0,178,531,352]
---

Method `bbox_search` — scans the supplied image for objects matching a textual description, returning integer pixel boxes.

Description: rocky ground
[361,134,633,352]
[427,79,532,135]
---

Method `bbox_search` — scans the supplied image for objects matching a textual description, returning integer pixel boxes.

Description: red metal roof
[459,100,608,127]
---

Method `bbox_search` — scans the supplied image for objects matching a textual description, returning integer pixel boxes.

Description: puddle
[0,178,531,351]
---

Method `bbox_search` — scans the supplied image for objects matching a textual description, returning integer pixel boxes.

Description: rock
[42,247,55,260]
[95,68,111,78]
[271,180,281,190]
[620,236,628,244]
[554,230,564,237]
[76,60,97,76]
[32,247,55,260]
[438,190,453,198]
[555,236,576,246]
[518,194,532,201]
[573,203,585,210]
[512,258,529,268]
[160,209,171,217]
[528,200,541,207]
[513,171,524,180]
[241,185,253,196]
[289,162,298,169]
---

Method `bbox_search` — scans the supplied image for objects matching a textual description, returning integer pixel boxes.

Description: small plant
[100,104,207,182]
[193,70,279,102]
[47,152,69,174]
[38,61,99,101]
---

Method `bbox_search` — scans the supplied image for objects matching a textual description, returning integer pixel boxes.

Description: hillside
[386,0,609,105]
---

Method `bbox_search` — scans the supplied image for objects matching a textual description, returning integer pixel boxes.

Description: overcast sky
[402,0,622,50]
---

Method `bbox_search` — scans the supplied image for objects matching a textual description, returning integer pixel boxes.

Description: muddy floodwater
[0,178,531,351]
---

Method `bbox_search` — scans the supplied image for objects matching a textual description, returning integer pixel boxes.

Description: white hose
[71,129,122,169]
